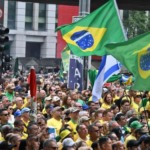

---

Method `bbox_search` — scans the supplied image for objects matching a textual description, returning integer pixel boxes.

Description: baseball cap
[82,104,89,110]
[127,140,140,148]
[70,107,80,113]
[14,110,22,117]
[130,121,143,129]
[45,104,54,110]
[45,96,52,101]
[60,129,71,140]
[52,96,60,102]
[62,138,75,147]
[79,116,90,124]
[21,107,30,114]
[52,106,64,112]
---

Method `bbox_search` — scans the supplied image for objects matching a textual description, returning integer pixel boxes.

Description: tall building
[4,1,57,59]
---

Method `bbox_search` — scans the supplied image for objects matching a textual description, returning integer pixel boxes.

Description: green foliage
[123,10,150,39]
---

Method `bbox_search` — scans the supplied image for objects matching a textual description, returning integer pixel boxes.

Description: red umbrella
[29,67,36,101]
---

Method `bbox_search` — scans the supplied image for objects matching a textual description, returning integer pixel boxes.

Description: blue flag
[92,55,121,102]
[68,54,83,91]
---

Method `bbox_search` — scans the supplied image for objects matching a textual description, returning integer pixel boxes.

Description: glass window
[38,3,46,31]
[25,2,33,30]
[8,1,16,29]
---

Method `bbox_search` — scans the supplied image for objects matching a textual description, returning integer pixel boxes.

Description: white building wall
[41,4,57,58]
[4,0,57,59]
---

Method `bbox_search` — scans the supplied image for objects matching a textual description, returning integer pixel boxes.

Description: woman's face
[67,96,72,105]
[113,107,119,114]
[105,94,112,104]
[8,105,13,114]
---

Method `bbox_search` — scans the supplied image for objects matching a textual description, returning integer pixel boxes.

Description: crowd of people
[0,71,150,150]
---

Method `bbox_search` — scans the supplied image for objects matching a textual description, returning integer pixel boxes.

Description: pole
[113,0,127,40]
[79,0,91,89]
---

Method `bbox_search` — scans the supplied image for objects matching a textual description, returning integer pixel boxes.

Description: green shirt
[5,92,14,102]
[76,99,86,106]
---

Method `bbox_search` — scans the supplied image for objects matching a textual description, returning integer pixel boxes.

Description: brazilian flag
[106,31,150,91]
[56,0,125,56]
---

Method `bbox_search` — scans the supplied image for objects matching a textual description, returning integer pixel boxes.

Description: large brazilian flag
[106,31,150,91]
[56,0,125,56]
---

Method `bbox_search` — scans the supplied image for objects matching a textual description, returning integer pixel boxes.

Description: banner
[68,54,83,91]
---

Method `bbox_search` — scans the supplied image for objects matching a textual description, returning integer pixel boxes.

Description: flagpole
[79,0,91,89]
[113,0,128,40]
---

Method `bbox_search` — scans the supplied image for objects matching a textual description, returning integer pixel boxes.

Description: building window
[38,3,46,31]
[25,2,33,30]
[8,1,16,29]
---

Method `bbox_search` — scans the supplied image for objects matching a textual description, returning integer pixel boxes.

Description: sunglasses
[94,130,100,132]
[2,113,9,116]
[98,126,103,128]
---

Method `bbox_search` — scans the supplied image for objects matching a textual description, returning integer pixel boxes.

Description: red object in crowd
[29,67,36,101]
[104,82,112,88]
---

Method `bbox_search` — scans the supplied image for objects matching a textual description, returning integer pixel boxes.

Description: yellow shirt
[21,132,28,140]
[113,95,119,102]
[146,101,150,111]
[22,119,29,133]
[86,139,93,147]
[0,133,4,142]
[47,118,62,135]
[101,102,111,109]
[67,120,78,141]
[131,101,139,113]
[124,134,136,149]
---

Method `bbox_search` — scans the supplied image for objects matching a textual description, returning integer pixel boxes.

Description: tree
[123,10,150,39]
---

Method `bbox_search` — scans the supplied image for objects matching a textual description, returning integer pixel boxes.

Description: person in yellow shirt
[67,107,80,141]
[14,120,28,139]
[76,124,88,142]
[101,92,113,109]
[109,85,119,102]
[0,125,13,142]
[120,100,130,115]
[131,93,142,113]
[13,97,24,112]
[124,120,143,149]
[47,106,63,135]
[21,107,30,133]
[86,124,100,147]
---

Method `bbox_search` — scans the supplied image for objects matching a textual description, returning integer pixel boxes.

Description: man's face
[0,110,9,123]
[53,109,63,119]
[120,116,127,126]
[71,92,78,100]
[103,138,112,150]
[44,141,58,150]
[70,111,79,120]
[122,102,130,112]
[105,112,113,121]
[89,102,96,110]
[79,125,88,136]
[90,126,100,139]
[16,97,23,107]
[2,98,10,107]
[16,122,24,132]
[22,111,30,119]
[30,125,40,135]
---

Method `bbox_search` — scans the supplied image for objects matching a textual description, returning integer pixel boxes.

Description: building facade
[4,1,57,59]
